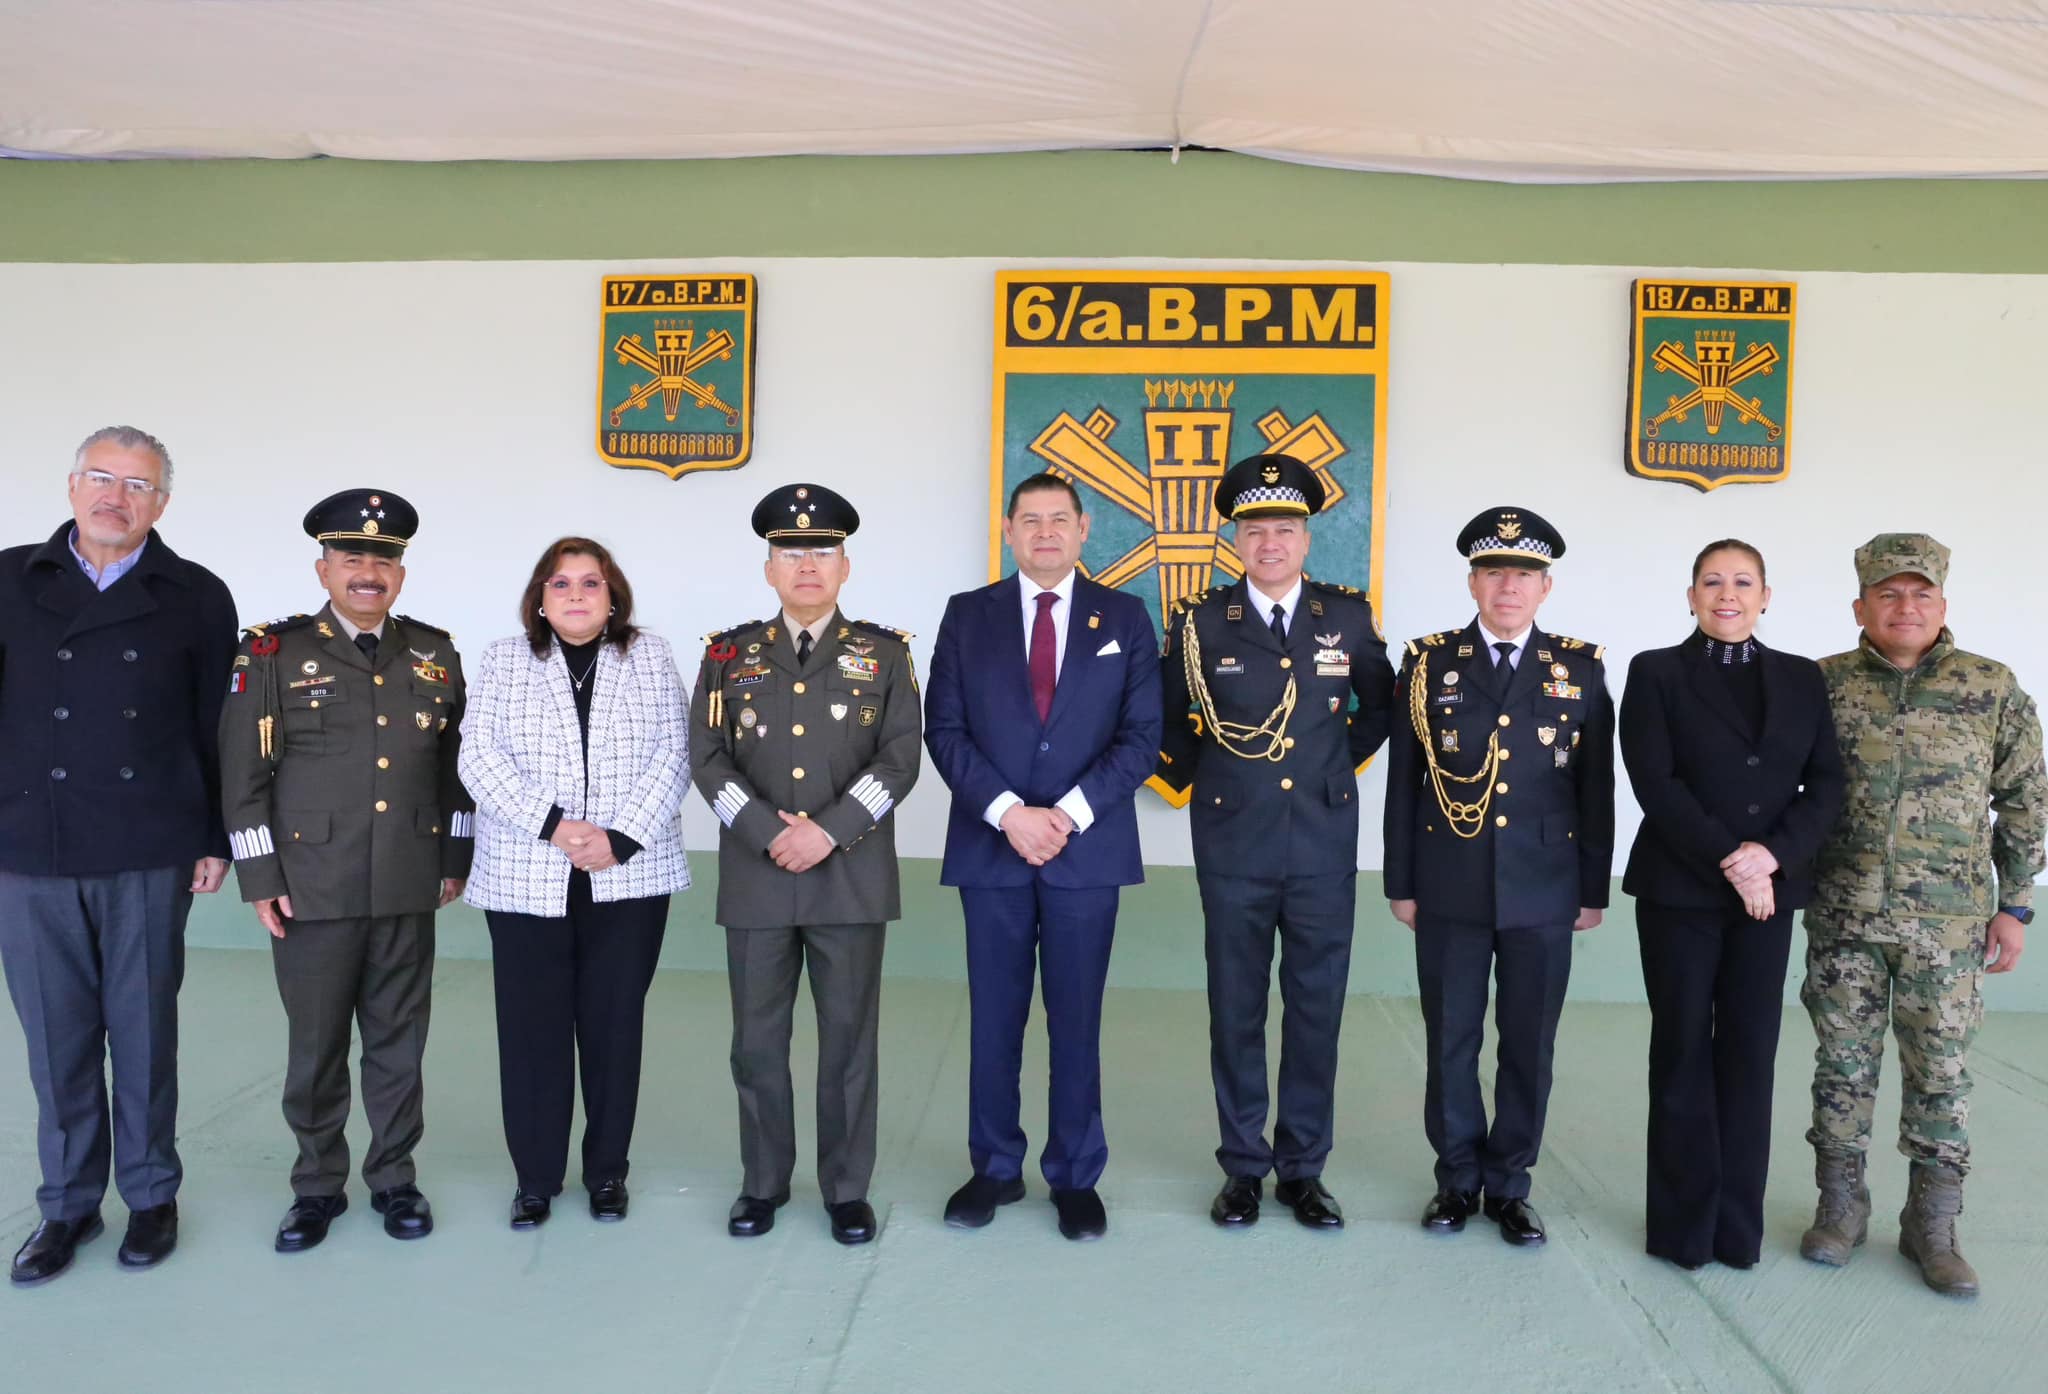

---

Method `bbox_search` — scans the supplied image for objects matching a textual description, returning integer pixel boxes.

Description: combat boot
[1898,1163,1979,1297]
[1798,1149,1870,1266]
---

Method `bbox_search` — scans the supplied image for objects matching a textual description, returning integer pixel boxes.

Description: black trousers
[1637,900,1795,1266]
[1198,871,1356,1181]
[272,912,436,1196]
[0,867,190,1220]
[485,876,669,1195]
[1414,913,1573,1200]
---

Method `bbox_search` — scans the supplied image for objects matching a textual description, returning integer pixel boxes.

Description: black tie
[1492,640,1516,692]
[355,631,378,662]
[1269,604,1287,644]
[797,630,813,666]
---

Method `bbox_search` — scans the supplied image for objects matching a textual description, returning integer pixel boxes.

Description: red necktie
[1030,591,1058,723]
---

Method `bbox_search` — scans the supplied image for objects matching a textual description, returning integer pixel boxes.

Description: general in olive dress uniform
[219,490,473,1251]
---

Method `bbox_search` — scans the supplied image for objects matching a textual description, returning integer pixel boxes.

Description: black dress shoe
[1483,1195,1547,1246]
[943,1174,1026,1229]
[1210,1176,1262,1227]
[728,1191,790,1237]
[1421,1187,1480,1234]
[828,1199,877,1245]
[9,1212,104,1285]
[118,1202,178,1269]
[1052,1187,1108,1241]
[510,1191,552,1231]
[1275,1176,1345,1230]
[1716,1253,1756,1271]
[589,1179,629,1222]
[275,1194,347,1253]
[371,1184,434,1241]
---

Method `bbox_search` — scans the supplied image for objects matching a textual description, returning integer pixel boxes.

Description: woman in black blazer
[1620,539,1844,1271]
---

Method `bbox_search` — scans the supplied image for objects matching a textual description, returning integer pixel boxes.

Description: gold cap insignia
[362,519,380,536]
[796,512,811,529]
[1260,463,1281,484]
[1497,513,1522,541]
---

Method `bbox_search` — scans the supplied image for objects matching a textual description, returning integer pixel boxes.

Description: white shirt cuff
[1055,787,1094,834]
[983,791,1024,830]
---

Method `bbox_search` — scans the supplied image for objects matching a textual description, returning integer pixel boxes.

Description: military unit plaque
[1626,278,1796,491]
[597,274,757,479]
[989,269,1389,625]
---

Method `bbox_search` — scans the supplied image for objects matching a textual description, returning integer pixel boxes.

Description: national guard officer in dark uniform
[1383,507,1614,1246]
[1156,453,1394,1231]
[219,489,474,1253]
[690,484,922,1245]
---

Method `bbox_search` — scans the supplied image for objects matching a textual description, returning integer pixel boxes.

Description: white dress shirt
[331,612,387,644]
[984,569,1095,835]
[1477,619,1533,672]
[1247,576,1304,641]
[781,611,833,658]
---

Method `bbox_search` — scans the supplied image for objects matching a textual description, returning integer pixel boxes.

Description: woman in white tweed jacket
[457,537,690,1231]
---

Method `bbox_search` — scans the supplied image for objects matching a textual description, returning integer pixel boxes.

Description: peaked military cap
[1458,506,1563,569]
[303,488,418,559]
[1214,453,1326,521]
[1854,532,1949,589]
[752,483,859,544]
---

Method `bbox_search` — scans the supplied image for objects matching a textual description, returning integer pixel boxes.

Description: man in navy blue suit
[925,473,1164,1241]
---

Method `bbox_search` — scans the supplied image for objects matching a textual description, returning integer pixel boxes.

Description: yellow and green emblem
[1627,278,1796,491]
[597,273,757,479]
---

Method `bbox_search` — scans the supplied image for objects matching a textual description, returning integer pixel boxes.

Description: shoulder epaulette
[848,617,914,645]
[395,614,453,639]
[1404,630,1454,657]
[241,613,314,642]
[1305,577,1365,598]
[1549,634,1606,661]
[702,618,766,652]
[1171,587,1221,615]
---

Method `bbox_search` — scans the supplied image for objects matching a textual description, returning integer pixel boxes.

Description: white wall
[3,257,2041,871]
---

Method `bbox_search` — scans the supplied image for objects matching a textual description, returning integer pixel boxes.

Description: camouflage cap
[1855,532,1949,589]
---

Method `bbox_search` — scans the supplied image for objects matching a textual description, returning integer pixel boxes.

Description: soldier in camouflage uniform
[1800,533,2048,1297]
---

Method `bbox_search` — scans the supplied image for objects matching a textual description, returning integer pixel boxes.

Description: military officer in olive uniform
[690,484,922,1245]
[1384,507,1614,1246]
[219,489,473,1253]
[1156,454,1395,1231]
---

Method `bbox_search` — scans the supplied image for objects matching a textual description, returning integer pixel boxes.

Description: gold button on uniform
[376,715,388,726]
[793,681,806,694]
[373,675,384,686]
[792,724,805,736]
[378,757,390,769]
[1495,814,1508,827]
[792,767,806,780]
[1282,737,1295,749]
[1280,778,1294,790]
[1498,749,1511,761]
[375,800,389,812]
[1498,715,1511,727]
[797,811,810,819]
[1496,781,1508,794]
[309,700,320,709]
[1279,658,1292,670]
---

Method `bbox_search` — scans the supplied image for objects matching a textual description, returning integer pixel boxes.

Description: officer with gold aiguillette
[1156,453,1394,1232]
[1383,506,1614,1248]
[219,489,473,1255]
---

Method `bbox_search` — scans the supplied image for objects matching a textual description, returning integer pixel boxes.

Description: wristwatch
[1999,905,2034,925]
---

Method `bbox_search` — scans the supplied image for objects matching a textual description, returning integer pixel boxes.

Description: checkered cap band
[1466,537,1554,562]
[1231,486,1309,512]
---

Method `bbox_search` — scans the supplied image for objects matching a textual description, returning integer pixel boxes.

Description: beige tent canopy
[5,0,2048,180]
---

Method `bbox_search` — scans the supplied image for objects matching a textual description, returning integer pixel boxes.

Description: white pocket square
[1096,639,1121,656]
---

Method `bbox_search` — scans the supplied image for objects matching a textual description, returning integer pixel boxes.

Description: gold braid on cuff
[1408,651,1504,840]
[1183,609,1295,762]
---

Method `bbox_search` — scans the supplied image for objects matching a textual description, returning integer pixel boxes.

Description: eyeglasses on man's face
[772,548,841,566]
[73,469,164,498]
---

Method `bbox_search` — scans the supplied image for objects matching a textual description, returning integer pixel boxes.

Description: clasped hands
[550,818,622,873]
[769,811,836,873]
[1721,841,1779,920]
[1002,804,1074,867]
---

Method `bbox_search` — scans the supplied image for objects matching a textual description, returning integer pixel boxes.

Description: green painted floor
[4,947,2047,1392]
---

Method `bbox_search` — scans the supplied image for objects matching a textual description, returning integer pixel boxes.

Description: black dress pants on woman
[1637,901,1794,1267]
[486,874,669,1195]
